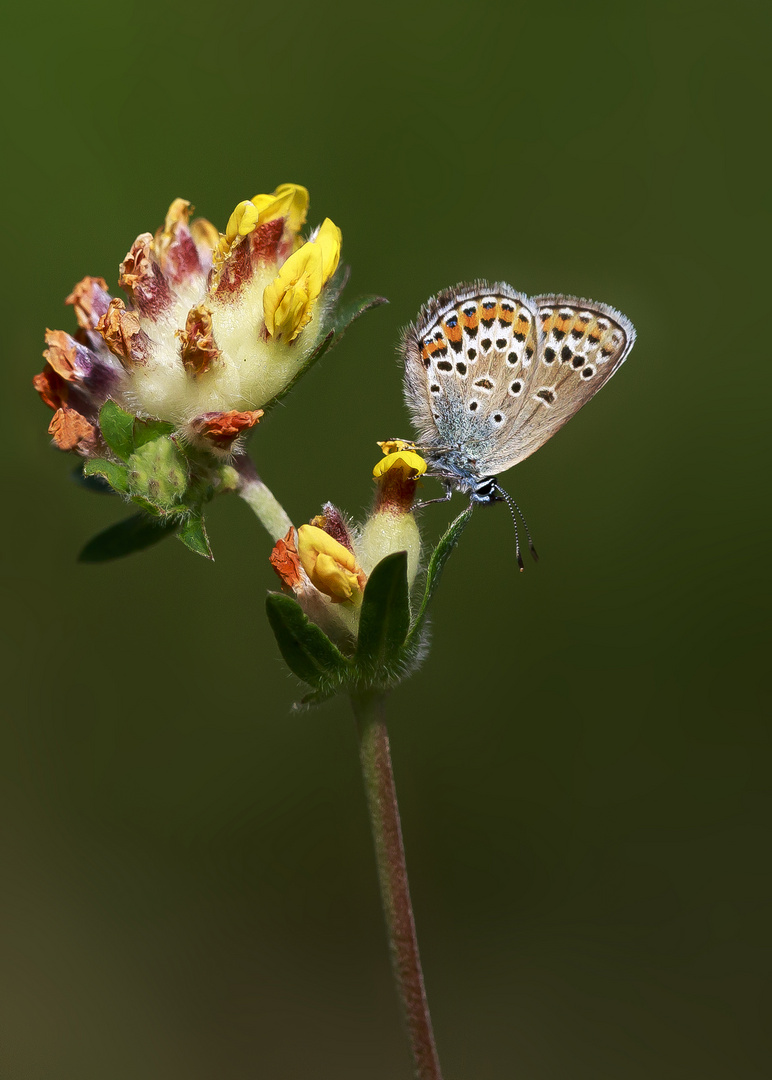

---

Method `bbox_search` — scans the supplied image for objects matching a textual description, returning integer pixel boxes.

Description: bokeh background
[2,1,768,1076]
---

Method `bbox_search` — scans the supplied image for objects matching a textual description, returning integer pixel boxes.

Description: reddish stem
[352,691,444,1080]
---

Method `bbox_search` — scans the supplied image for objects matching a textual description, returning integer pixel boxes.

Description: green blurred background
[2,0,768,1076]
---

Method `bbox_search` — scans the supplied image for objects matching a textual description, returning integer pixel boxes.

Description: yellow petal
[372,450,427,479]
[225,200,260,242]
[315,218,342,284]
[313,553,358,601]
[263,241,324,342]
[297,524,364,603]
[298,524,358,572]
[251,183,310,234]
[270,183,309,233]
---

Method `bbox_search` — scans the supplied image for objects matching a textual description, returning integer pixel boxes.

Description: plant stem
[351,691,443,1080]
[233,454,293,542]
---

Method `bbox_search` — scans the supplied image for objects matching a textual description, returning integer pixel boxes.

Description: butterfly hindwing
[482,294,636,474]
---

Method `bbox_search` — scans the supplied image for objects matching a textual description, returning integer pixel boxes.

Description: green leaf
[132,416,176,449]
[72,464,117,496]
[98,400,136,461]
[83,458,129,494]
[355,551,411,669]
[266,593,350,689]
[128,494,164,517]
[78,513,178,562]
[405,505,474,649]
[331,292,388,337]
[299,294,388,377]
[177,514,213,559]
[297,687,336,709]
[262,288,388,413]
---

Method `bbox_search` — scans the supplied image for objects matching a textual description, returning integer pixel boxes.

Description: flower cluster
[264,448,473,704]
[35,184,383,558]
[270,449,426,646]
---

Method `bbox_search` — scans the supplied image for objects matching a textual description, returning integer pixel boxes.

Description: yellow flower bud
[297,524,365,603]
[358,450,427,584]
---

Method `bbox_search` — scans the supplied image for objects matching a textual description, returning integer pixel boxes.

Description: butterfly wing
[482,295,636,474]
[402,281,541,459]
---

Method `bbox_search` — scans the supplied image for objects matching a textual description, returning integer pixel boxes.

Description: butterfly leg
[413,482,454,511]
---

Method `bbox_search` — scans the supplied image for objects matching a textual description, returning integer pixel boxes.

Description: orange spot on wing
[421,338,446,361]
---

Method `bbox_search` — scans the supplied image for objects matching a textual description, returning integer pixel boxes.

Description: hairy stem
[351,691,443,1080]
[233,454,293,542]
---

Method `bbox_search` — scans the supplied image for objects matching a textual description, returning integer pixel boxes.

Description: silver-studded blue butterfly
[400,281,636,568]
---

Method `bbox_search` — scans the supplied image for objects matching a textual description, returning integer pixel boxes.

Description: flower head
[34,184,352,461]
[265,448,478,705]
[35,184,385,559]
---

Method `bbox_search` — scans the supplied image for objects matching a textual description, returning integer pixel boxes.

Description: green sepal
[405,505,474,650]
[266,593,351,690]
[78,512,179,562]
[83,458,129,495]
[177,513,213,560]
[355,551,411,671]
[98,400,136,461]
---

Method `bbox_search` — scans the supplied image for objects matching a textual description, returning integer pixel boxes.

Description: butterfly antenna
[494,483,524,571]
[495,484,539,567]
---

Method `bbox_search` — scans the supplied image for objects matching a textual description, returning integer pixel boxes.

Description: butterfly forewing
[402,281,541,457]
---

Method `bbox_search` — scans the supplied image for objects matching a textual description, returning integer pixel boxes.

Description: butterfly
[400,280,636,568]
